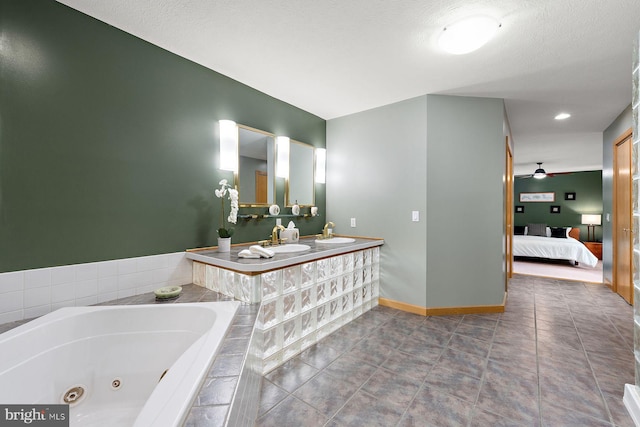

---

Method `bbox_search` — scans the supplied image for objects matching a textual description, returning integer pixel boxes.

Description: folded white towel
[249,245,275,258]
[238,249,260,259]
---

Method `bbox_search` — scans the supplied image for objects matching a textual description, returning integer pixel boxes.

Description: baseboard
[378,293,506,317]
[604,278,613,289]
[378,298,427,316]
[623,384,640,426]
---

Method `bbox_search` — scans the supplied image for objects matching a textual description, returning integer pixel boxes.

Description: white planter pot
[218,237,231,252]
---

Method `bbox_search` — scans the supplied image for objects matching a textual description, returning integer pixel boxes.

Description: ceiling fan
[532,162,546,179]
[517,162,572,179]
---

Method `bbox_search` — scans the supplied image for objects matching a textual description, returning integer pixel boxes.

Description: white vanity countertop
[186,236,384,273]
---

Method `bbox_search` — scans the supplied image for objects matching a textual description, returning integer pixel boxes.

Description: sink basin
[315,237,356,244]
[269,244,311,254]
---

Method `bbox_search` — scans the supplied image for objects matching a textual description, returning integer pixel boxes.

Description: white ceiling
[56,0,640,176]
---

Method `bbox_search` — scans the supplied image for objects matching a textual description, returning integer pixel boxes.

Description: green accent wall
[514,171,603,242]
[0,0,326,273]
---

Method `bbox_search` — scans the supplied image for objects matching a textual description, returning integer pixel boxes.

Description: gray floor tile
[541,400,613,427]
[399,385,473,427]
[361,367,422,407]
[453,323,496,342]
[423,364,482,403]
[381,348,434,381]
[423,316,461,332]
[255,395,328,427]
[264,358,319,393]
[331,390,405,427]
[298,342,343,370]
[398,334,446,358]
[293,370,359,417]
[256,274,636,427]
[469,408,525,427]
[603,391,637,427]
[435,347,487,379]
[257,379,288,416]
[323,352,377,387]
[447,332,492,358]
[345,336,394,366]
[476,360,540,423]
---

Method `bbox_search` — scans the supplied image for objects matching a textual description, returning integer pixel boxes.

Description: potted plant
[214,179,238,252]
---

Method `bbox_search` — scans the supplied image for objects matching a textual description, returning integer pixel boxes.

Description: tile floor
[257,274,636,426]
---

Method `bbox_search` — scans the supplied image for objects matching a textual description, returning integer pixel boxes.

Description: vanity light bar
[315,148,326,183]
[276,136,290,178]
[219,120,238,172]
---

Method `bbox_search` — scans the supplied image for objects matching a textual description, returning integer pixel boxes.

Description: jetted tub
[0,301,240,426]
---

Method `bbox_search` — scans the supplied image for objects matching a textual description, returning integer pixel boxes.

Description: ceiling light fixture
[533,162,546,179]
[438,16,500,55]
[554,113,571,120]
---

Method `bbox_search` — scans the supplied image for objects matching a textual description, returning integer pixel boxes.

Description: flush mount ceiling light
[438,16,500,55]
[533,162,547,179]
[555,113,571,120]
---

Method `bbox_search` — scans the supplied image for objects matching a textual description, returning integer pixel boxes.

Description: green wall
[327,94,506,309]
[0,0,326,273]
[514,170,603,242]
[327,96,428,306]
[426,95,505,307]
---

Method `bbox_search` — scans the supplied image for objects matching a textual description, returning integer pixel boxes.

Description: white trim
[624,384,640,426]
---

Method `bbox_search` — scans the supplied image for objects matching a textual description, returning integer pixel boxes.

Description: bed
[512,226,598,268]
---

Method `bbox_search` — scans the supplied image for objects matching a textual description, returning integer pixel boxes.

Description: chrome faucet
[322,221,335,239]
[271,224,285,245]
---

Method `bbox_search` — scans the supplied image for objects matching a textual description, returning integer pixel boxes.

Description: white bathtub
[0,301,240,426]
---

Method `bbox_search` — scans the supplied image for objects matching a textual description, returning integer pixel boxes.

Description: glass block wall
[193,247,380,374]
[634,31,640,390]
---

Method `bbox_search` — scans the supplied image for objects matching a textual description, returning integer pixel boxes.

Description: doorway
[255,170,268,204]
[613,128,633,304]
[505,139,513,290]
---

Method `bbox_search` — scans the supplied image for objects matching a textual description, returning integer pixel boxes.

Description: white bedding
[513,235,598,268]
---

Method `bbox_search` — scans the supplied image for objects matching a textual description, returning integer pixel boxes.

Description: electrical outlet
[350,218,357,227]
[276,218,282,226]
[412,211,420,222]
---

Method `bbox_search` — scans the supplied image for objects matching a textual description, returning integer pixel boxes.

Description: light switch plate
[412,211,419,222]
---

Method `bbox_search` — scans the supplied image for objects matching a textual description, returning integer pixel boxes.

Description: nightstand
[584,242,602,260]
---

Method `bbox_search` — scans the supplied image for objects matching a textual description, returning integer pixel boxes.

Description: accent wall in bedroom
[514,170,603,242]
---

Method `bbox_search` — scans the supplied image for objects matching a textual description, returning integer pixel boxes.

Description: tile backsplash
[0,252,192,324]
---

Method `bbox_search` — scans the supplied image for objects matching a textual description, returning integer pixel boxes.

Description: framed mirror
[287,140,315,206]
[238,125,276,206]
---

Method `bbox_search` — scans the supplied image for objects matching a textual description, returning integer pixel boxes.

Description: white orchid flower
[215,179,239,234]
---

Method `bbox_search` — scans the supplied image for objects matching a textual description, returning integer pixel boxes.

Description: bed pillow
[527,223,547,237]
[514,225,526,235]
[550,227,568,238]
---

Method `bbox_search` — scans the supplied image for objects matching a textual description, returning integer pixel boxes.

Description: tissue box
[281,229,299,243]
